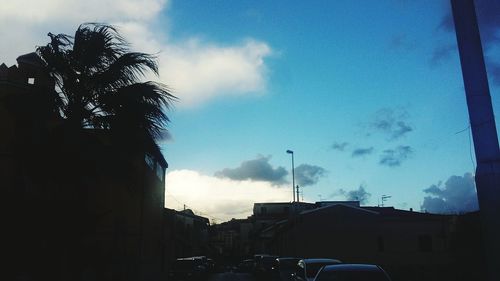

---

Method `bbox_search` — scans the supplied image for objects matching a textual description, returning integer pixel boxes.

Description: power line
[165,190,225,222]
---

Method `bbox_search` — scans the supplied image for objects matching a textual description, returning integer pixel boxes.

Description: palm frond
[99,81,176,140]
[90,52,159,92]
[36,22,177,146]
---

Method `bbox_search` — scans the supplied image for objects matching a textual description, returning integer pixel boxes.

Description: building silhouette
[2,53,168,281]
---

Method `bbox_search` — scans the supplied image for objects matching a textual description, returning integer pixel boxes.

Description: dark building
[209,218,253,263]
[2,53,168,281]
[253,201,483,281]
[163,208,211,272]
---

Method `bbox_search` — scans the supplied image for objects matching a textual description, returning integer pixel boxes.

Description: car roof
[321,264,382,272]
[300,258,342,264]
[277,257,301,261]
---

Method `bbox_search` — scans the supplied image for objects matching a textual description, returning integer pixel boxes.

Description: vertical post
[296,185,300,203]
[451,1,500,280]
[292,152,295,202]
[287,150,295,202]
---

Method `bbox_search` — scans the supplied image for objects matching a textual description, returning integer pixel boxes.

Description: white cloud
[0,0,166,23]
[159,39,271,107]
[165,169,292,222]
[0,0,272,107]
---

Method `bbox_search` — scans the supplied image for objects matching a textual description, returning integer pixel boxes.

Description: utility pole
[451,1,500,280]
[296,185,300,203]
[287,150,295,202]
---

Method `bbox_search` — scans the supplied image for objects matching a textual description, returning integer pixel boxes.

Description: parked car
[255,255,279,279]
[271,257,302,281]
[168,257,207,281]
[204,258,214,271]
[252,254,271,274]
[235,259,254,273]
[292,259,342,281]
[313,264,392,281]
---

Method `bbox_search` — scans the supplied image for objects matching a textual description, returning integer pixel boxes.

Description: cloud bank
[165,169,291,222]
[333,185,372,205]
[351,147,374,157]
[379,145,413,167]
[0,0,273,107]
[294,164,326,187]
[214,155,288,185]
[421,173,479,214]
[368,108,413,140]
[331,142,349,151]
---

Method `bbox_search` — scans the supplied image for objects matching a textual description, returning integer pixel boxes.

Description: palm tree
[37,23,176,146]
[29,23,176,280]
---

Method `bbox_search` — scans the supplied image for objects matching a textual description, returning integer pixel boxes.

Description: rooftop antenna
[381,195,391,207]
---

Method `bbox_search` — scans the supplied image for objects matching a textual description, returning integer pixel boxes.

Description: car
[271,257,302,281]
[255,255,279,279]
[312,264,392,281]
[235,259,254,273]
[292,259,342,281]
[205,258,215,273]
[168,257,207,281]
[252,254,271,273]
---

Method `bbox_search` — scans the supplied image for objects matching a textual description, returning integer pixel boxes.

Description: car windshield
[280,259,299,270]
[307,263,333,278]
[262,256,277,265]
[314,270,390,281]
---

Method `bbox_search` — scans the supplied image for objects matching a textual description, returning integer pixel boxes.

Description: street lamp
[286,150,295,202]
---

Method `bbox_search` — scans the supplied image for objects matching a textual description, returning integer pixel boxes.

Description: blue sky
[1,0,498,221]
[159,0,499,220]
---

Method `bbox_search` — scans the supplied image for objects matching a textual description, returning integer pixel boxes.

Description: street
[208,272,255,281]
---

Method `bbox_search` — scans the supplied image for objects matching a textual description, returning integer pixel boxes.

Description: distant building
[252,202,315,231]
[257,201,473,281]
[210,218,253,262]
[163,208,210,261]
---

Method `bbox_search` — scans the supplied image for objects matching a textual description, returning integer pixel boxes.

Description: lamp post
[286,150,295,202]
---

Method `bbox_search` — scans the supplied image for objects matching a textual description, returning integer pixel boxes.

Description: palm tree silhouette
[37,23,176,146]
[18,23,177,280]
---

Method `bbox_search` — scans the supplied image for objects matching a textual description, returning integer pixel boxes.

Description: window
[418,235,433,252]
[156,163,164,181]
[144,154,155,169]
[27,77,35,85]
[261,206,267,215]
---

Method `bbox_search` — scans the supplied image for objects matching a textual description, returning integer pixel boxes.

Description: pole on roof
[451,1,500,280]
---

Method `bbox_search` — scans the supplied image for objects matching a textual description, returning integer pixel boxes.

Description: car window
[280,259,299,269]
[306,264,328,278]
